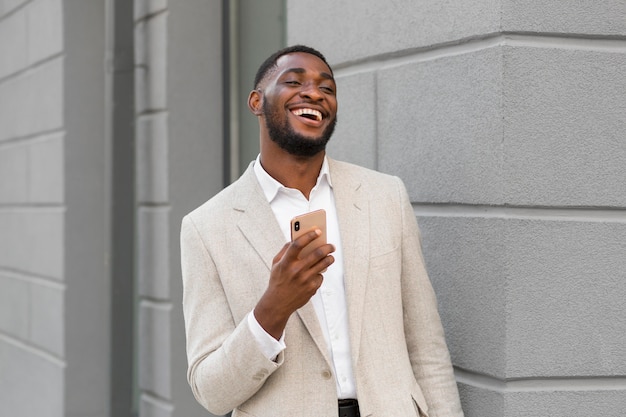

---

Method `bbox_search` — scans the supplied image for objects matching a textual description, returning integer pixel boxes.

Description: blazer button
[321,370,332,380]
[252,368,269,381]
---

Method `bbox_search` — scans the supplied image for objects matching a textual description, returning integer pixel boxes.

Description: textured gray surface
[288,0,502,64]
[288,1,626,415]
[1,1,624,416]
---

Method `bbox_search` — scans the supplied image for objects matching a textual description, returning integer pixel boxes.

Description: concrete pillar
[64,1,110,415]
[0,0,110,416]
[134,1,225,416]
[288,1,626,416]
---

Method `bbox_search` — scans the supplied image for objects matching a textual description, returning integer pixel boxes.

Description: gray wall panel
[457,383,503,417]
[377,46,504,204]
[419,216,508,378]
[505,220,626,378]
[502,45,626,207]
[134,12,168,114]
[0,210,64,279]
[288,0,501,65]
[136,113,169,204]
[0,339,64,417]
[139,301,172,399]
[504,390,626,417]
[420,216,626,379]
[502,0,626,35]
[328,71,378,169]
[137,206,171,300]
[0,274,29,339]
[0,57,63,142]
[30,281,64,356]
[28,133,64,204]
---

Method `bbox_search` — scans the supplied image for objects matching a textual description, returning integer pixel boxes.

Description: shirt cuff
[247,311,286,361]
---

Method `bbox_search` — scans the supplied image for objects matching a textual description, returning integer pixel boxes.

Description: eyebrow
[283,67,335,81]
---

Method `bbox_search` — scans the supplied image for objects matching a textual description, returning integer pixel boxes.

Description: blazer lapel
[329,159,370,366]
[234,164,332,366]
[296,302,333,367]
[234,165,285,271]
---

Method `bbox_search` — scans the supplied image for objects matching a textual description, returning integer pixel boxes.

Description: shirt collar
[253,154,333,203]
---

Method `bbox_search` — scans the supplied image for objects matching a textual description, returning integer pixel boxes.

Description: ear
[248,89,263,116]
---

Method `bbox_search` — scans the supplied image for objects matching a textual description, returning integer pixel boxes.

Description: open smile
[291,107,323,122]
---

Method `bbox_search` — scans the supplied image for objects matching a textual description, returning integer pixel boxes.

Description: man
[181,45,464,417]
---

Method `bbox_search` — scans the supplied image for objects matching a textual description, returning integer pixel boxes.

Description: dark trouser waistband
[338,399,360,417]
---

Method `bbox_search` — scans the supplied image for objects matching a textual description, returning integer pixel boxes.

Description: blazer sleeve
[396,178,464,417]
[180,214,284,415]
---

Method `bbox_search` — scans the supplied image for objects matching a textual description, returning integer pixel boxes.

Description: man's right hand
[253,229,335,340]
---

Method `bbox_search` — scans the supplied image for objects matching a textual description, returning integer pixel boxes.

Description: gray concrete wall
[134,0,225,416]
[288,0,626,416]
[0,1,230,416]
[2,1,624,417]
[0,1,110,416]
[64,2,110,415]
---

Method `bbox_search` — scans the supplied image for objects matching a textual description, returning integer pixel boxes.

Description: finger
[313,273,324,289]
[286,229,324,258]
[300,243,335,265]
[310,253,334,274]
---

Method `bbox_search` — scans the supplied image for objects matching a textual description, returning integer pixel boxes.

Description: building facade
[0,1,625,416]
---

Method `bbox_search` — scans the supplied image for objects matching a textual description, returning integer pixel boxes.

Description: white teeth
[292,108,322,121]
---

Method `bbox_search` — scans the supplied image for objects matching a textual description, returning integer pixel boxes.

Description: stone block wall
[1,1,624,416]
[288,0,626,415]
[134,1,225,416]
[1,1,231,416]
[0,1,109,416]
[0,1,66,416]
[134,5,173,414]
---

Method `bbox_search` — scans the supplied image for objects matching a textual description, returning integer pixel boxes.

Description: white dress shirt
[247,155,357,399]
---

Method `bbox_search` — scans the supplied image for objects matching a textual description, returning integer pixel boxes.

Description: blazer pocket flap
[369,244,400,270]
[411,382,429,417]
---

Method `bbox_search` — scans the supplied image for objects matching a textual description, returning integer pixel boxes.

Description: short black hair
[253,45,332,89]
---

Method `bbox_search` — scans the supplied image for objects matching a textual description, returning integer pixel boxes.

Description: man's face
[260,52,337,157]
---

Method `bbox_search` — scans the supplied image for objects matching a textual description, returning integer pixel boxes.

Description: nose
[299,83,324,101]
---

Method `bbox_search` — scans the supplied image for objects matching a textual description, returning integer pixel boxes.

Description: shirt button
[321,370,332,380]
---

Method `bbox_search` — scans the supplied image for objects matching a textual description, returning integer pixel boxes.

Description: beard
[263,100,337,157]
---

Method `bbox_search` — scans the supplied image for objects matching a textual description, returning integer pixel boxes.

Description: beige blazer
[181,158,463,417]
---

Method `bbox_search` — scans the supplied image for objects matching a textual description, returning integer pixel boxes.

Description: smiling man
[181,45,464,417]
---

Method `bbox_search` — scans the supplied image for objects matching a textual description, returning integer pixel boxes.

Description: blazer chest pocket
[412,397,429,417]
[369,244,400,272]
[411,381,430,417]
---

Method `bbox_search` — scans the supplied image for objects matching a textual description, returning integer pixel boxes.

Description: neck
[259,144,325,199]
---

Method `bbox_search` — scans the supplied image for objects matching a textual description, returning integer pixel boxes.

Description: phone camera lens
[294,221,300,231]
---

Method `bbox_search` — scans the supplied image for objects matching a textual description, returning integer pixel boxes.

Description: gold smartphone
[290,209,327,259]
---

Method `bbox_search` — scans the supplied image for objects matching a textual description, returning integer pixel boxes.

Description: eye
[320,85,335,94]
[285,80,301,86]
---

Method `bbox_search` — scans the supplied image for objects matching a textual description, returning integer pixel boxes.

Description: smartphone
[290,209,327,259]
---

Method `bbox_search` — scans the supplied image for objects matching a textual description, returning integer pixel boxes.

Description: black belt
[338,399,360,417]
